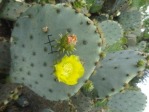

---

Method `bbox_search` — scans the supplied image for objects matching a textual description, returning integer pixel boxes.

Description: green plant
[0,0,148,111]
[9,3,102,101]
[107,90,147,112]
[90,50,147,99]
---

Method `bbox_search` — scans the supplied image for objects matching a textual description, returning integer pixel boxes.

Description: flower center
[63,63,73,77]
[67,34,77,45]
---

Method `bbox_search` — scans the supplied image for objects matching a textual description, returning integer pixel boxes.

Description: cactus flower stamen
[67,34,77,45]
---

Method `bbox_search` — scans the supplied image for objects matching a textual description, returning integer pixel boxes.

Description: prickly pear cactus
[91,14,109,22]
[90,50,146,99]
[0,39,10,76]
[128,41,147,51]
[110,0,131,14]
[107,90,147,112]
[89,0,105,13]
[118,9,142,36]
[0,0,30,21]
[0,0,2,3]
[99,20,123,47]
[0,0,5,10]
[9,4,102,101]
[137,41,147,51]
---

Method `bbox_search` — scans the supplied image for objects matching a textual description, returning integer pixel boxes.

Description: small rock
[16,95,29,107]
[41,108,54,112]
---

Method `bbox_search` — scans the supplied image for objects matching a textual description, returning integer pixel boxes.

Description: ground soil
[0,83,73,112]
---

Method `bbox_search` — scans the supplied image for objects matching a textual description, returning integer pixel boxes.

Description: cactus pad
[0,39,10,75]
[89,0,105,13]
[118,9,142,36]
[0,0,3,9]
[90,50,146,99]
[111,0,130,14]
[99,20,123,46]
[10,4,101,101]
[108,90,147,112]
[0,0,30,21]
[0,0,2,6]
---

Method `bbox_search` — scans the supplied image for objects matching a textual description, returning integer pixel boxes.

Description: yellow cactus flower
[54,55,84,85]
